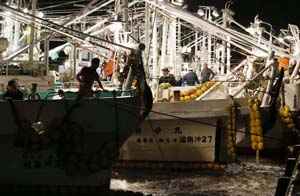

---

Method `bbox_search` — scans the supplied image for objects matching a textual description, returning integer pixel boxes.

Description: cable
[96,94,289,143]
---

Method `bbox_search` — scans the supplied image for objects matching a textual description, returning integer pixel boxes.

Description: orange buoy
[102,60,114,77]
[278,57,289,71]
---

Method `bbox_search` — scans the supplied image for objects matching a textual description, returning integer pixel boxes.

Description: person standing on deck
[3,79,24,100]
[159,68,177,86]
[182,68,200,86]
[201,63,215,83]
[76,58,105,97]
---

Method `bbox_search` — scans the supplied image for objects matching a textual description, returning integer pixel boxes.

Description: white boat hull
[120,99,248,163]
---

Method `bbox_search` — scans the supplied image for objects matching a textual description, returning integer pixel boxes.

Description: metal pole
[170,18,177,75]
[226,36,231,75]
[73,45,77,80]
[122,0,129,33]
[195,32,198,57]
[44,37,49,76]
[29,0,37,64]
[177,18,181,53]
[207,9,212,66]
[13,18,20,52]
[144,2,151,65]
[261,56,275,108]
[152,13,159,101]
[161,16,168,70]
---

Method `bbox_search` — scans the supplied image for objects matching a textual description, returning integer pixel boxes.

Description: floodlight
[278,37,284,43]
[109,15,123,32]
[212,9,220,18]
[284,35,293,41]
[171,0,184,6]
[197,9,205,17]
[38,12,44,18]
[109,21,123,32]
[23,8,28,13]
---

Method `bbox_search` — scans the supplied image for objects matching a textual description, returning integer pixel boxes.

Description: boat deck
[149,98,248,120]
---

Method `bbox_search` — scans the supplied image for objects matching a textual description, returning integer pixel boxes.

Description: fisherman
[159,68,177,86]
[76,58,105,97]
[201,63,215,83]
[3,79,24,100]
[182,68,200,86]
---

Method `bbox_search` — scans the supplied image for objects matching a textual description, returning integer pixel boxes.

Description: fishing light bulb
[212,9,220,18]
[171,0,184,6]
[278,37,284,43]
[284,35,293,40]
[109,22,123,32]
[23,8,29,13]
[197,9,205,17]
[5,11,11,16]
[38,12,44,18]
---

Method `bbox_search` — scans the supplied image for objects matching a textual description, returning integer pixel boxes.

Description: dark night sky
[39,0,300,32]
[187,0,300,32]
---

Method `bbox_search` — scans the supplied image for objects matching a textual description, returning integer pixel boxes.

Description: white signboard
[120,118,216,162]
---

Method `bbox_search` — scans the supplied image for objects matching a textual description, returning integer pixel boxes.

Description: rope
[97,95,290,143]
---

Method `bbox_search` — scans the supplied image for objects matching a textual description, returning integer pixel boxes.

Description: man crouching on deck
[76,58,105,97]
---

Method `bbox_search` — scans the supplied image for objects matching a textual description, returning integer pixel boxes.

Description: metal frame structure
[0,0,299,105]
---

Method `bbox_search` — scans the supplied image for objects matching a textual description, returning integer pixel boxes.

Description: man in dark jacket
[182,69,200,86]
[76,58,105,97]
[3,79,24,100]
[201,63,215,83]
[159,68,177,86]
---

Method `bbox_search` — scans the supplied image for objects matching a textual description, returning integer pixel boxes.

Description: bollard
[293,145,300,157]
[274,177,291,196]
[284,158,297,177]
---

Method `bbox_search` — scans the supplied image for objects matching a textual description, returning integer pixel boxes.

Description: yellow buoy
[254,119,261,127]
[287,123,295,129]
[191,94,197,99]
[257,142,264,150]
[252,104,258,111]
[251,142,258,150]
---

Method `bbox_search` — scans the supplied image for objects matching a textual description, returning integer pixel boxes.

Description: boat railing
[43,89,137,100]
[62,82,79,89]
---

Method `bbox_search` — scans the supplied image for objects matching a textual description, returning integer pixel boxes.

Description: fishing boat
[1,0,300,189]
[0,26,151,193]
[0,76,154,192]
[0,0,157,191]
[119,0,300,165]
